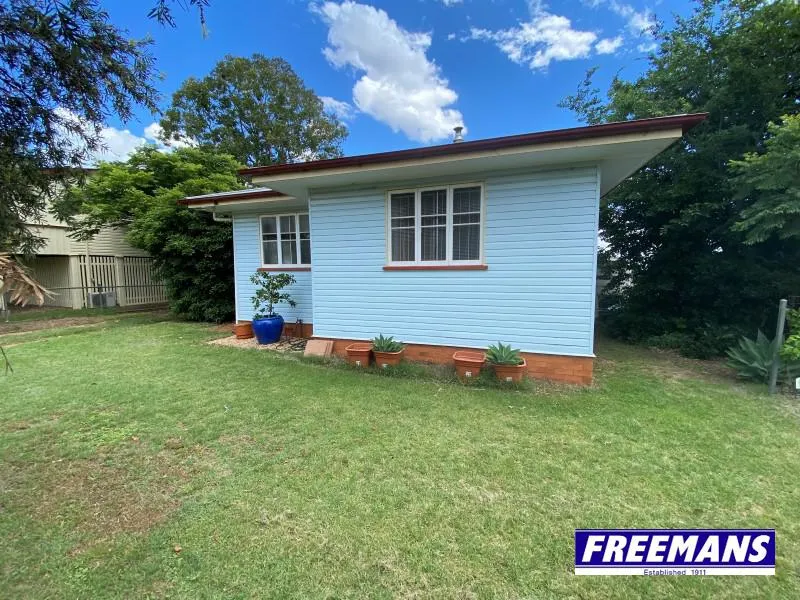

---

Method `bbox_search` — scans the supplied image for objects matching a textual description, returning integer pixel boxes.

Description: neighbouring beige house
[22,202,166,309]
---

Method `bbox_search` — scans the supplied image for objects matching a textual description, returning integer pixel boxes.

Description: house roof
[239,113,706,180]
[183,113,707,208]
[180,187,287,206]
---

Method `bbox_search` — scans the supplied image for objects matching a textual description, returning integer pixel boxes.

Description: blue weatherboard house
[182,114,705,384]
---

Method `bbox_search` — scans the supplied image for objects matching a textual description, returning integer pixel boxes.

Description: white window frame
[385,182,485,266]
[259,212,311,268]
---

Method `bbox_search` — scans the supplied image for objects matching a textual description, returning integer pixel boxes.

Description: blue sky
[95,0,693,162]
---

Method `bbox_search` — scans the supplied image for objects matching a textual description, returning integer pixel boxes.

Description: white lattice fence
[121,257,166,305]
[78,255,166,307]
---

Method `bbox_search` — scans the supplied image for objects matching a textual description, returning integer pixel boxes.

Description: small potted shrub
[372,334,405,368]
[249,271,296,344]
[345,342,373,367]
[233,321,254,340]
[486,342,527,383]
[453,350,486,381]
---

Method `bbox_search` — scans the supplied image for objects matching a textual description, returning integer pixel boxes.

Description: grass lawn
[1,316,798,599]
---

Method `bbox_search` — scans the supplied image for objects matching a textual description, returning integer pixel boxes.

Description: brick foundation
[320,338,593,385]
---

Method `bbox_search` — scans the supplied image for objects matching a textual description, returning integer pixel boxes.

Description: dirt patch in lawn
[0,444,203,555]
[208,335,307,353]
[0,310,170,336]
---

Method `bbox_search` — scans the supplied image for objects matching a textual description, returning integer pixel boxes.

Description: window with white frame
[388,184,483,264]
[260,213,311,266]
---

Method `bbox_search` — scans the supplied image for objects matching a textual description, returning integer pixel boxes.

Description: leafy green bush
[726,331,800,383]
[372,334,404,353]
[249,272,296,318]
[486,343,523,366]
[781,334,800,362]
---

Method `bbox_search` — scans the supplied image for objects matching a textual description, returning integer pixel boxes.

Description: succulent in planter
[249,272,296,344]
[486,342,527,383]
[486,342,524,365]
[372,334,405,368]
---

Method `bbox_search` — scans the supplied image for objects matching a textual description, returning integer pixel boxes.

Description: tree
[149,0,209,34]
[0,0,158,254]
[731,115,800,244]
[160,54,347,166]
[59,147,244,322]
[560,0,800,357]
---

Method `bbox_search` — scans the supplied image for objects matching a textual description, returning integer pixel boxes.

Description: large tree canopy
[731,114,800,244]
[0,0,159,254]
[160,54,347,166]
[560,0,800,357]
[60,147,243,322]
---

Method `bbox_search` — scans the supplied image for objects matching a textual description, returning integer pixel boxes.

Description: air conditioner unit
[88,291,116,308]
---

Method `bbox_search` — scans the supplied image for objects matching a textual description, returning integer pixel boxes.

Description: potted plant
[345,342,373,367]
[453,350,486,381]
[233,321,253,340]
[372,334,405,368]
[249,272,296,344]
[486,342,527,383]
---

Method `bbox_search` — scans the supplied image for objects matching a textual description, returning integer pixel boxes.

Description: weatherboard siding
[232,214,312,323]
[309,166,600,356]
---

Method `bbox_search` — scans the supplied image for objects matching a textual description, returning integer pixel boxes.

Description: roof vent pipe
[453,126,464,143]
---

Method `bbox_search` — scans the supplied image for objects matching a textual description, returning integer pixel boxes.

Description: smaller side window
[259,213,311,266]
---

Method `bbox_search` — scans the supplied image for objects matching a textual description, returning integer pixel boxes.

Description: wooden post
[768,299,788,395]
[114,256,126,307]
[67,255,83,309]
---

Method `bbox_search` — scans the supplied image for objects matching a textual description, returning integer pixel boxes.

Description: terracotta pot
[453,351,486,381]
[373,348,405,368]
[233,321,253,340]
[345,343,373,367]
[492,358,527,383]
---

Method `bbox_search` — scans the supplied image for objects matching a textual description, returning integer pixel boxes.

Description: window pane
[281,240,298,264]
[263,240,278,265]
[391,227,415,262]
[299,213,310,233]
[421,225,446,261]
[300,239,311,264]
[261,216,277,236]
[421,215,446,227]
[280,215,296,236]
[453,224,480,261]
[453,186,481,214]
[453,212,480,225]
[421,189,446,215]
[278,215,298,264]
[391,193,415,218]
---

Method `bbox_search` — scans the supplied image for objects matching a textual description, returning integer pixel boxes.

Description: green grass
[1,318,798,599]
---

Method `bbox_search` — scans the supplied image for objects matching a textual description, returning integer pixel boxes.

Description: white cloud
[440,0,463,6]
[470,4,598,70]
[637,40,657,53]
[143,122,196,149]
[598,1,655,37]
[595,35,623,54]
[314,1,465,143]
[321,95,356,121]
[447,32,456,41]
[55,108,194,166]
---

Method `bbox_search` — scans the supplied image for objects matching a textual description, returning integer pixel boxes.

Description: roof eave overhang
[247,126,690,198]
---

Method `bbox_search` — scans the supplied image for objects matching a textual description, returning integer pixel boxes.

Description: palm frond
[0,254,52,307]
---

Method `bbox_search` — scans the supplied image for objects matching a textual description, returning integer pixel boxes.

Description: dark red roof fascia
[239,113,708,179]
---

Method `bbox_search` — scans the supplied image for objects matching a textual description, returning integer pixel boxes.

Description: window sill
[383,264,488,271]
[257,266,311,272]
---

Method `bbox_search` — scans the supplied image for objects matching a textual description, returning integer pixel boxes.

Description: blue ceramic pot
[252,314,284,344]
